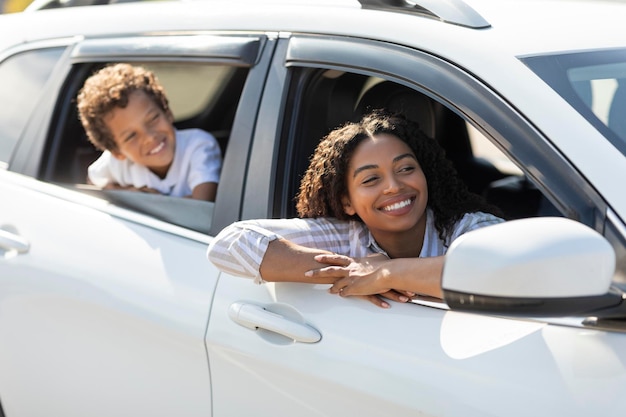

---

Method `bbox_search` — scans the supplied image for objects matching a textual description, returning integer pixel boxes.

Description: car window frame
[259,34,607,231]
[4,38,77,175]
[8,32,275,236]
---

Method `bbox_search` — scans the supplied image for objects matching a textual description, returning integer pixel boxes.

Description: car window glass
[0,47,65,167]
[467,123,522,177]
[523,48,626,158]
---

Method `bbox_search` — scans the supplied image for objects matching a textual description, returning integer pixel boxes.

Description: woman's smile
[379,196,416,214]
[343,132,428,241]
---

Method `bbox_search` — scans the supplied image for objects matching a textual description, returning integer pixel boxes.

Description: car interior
[280,68,560,221]
[45,61,247,186]
[43,61,559,233]
[39,61,248,233]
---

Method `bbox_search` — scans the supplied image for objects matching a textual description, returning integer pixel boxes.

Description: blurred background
[1,0,147,12]
[1,0,34,13]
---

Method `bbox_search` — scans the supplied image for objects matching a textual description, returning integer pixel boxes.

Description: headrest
[354,81,435,138]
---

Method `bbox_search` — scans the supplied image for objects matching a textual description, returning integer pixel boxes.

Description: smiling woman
[207,109,505,308]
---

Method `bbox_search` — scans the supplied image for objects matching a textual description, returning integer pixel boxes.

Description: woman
[207,110,504,308]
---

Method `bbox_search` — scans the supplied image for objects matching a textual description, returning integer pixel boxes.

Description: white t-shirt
[88,128,222,197]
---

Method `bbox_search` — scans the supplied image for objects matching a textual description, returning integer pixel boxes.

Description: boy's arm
[190,181,218,201]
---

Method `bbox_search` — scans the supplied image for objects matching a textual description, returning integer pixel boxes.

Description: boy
[77,63,222,201]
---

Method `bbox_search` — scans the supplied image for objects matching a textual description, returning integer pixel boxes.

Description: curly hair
[296,109,502,243]
[76,63,171,152]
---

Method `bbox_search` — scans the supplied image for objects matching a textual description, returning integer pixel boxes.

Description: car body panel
[0,170,215,416]
[207,273,626,417]
[1,1,626,416]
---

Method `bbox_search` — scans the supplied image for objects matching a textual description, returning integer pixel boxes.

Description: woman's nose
[383,175,401,194]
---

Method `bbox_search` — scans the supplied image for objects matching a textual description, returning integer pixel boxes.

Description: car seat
[353,80,435,138]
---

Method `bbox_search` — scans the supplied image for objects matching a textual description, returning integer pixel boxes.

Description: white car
[1,0,626,416]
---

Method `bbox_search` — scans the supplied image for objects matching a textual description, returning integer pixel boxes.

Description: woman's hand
[305,253,415,308]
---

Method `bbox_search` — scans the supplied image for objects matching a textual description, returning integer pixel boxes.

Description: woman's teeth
[382,198,412,211]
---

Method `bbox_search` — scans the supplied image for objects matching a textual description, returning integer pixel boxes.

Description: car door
[0,171,217,417]
[205,34,626,417]
[0,33,272,417]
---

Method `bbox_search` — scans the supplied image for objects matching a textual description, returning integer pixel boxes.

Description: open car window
[45,60,249,234]
[276,68,560,222]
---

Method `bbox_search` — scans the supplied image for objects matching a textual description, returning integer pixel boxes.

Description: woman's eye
[361,176,379,185]
[399,165,416,173]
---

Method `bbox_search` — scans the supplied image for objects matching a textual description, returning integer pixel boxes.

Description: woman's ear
[342,196,356,216]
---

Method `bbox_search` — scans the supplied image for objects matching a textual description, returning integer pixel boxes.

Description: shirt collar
[365,208,433,257]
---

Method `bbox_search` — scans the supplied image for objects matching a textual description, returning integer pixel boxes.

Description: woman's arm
[207,219,411,307]
[319,255,444,299]
[207,217,353,282]
[259,238,337,284]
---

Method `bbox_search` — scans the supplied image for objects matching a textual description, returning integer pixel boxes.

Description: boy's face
[106,90,176,178]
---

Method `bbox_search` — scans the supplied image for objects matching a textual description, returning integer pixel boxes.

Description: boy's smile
[106,89,176,178]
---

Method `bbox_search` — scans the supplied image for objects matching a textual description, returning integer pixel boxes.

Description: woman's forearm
[259,239,337,284]
[207,217,353,282]
[387,256,444,298]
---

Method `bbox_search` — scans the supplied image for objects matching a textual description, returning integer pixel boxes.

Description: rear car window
[0,47,65,167]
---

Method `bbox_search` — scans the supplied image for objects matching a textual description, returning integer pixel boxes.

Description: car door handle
[0,229,30,254]
[228,302,321,343]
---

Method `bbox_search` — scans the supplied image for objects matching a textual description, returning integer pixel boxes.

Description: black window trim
[277,34,606,230]
[9,33,276,236]
[70,34,264,66]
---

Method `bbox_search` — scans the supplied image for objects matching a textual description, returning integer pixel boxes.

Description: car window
[522,48,626,158]
[276,67,558,222]
[467,123,522,177]
[0,47,65,167]
[45,60,249,233]
[142,62,234,121]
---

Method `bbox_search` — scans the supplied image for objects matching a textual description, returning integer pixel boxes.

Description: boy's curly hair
[76,63,171,152]
[296,109,502,243]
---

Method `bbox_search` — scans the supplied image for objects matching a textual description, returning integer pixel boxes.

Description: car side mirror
[442,217,626,317]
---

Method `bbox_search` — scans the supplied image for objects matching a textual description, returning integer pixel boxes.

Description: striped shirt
[206,209,504,284]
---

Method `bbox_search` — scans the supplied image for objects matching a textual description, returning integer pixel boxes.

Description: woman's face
[342,133,428,238]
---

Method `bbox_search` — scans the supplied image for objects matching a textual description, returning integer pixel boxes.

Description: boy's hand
[104,183,161,194]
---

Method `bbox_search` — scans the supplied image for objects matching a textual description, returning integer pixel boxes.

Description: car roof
[3,0,626,54]
[3,0,625,118]
[2,0,626,215]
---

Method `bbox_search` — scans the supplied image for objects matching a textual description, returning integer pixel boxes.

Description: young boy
[77,63,222,201]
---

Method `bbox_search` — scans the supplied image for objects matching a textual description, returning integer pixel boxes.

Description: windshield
[522,48,626,157]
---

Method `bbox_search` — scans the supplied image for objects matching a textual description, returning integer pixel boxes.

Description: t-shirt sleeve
[187,130,222,190]
[87,151,115,187]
